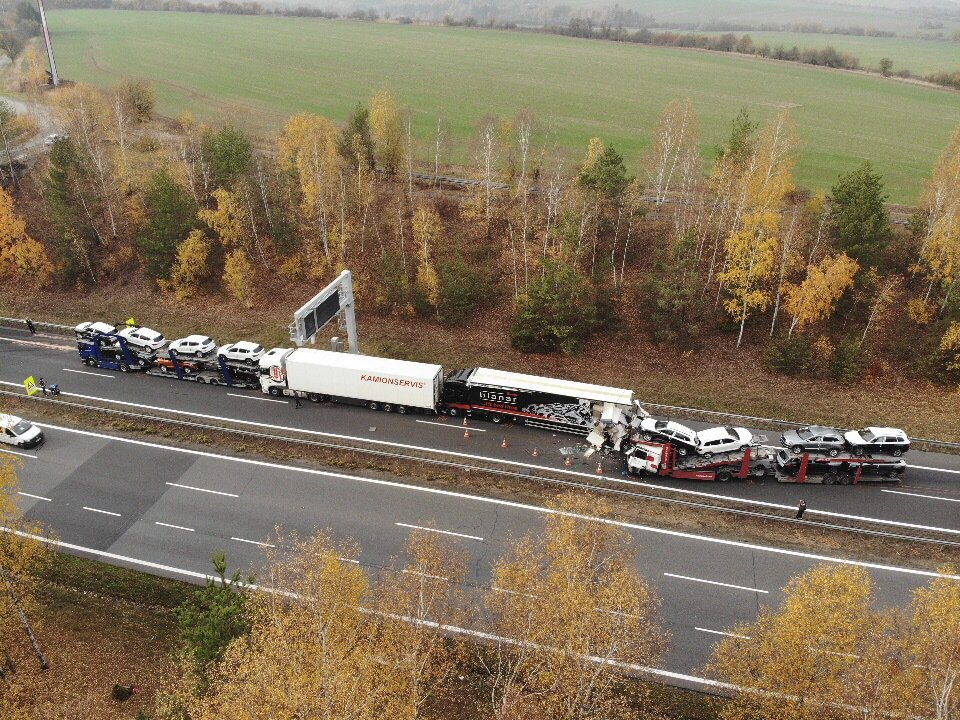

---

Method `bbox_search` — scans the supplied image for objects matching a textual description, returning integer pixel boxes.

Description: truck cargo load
[260,348,443,411]
[442,366,637,432]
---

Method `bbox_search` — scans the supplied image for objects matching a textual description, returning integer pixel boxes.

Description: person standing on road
[25,318,36,335]
[795,500,807,519]
[38,377,46,395]
[293,394,302,409]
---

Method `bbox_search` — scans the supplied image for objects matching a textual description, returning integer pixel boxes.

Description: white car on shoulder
[0,414,44,449]
[74,321,116,340]
[117,325,166,351]
[169,334,217,358]
[695,426,753,458]
[218,341,266,365]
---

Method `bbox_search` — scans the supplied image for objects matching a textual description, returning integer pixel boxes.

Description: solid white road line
[61,368,114,378]
[402,569,450,581]
[155,521,195,532]
[664,572,769,594]
[166,482,239,498]
[0,336,73,350]
[0,447,36,458]
[26,421,960,581]
[906,464,960,476]
[882,489,960,503]
[18,491,51,502]
[695,627,751,640]
[395,522,484,542]
[83,506,121,517]
[10,379,957,535]
[227,393,287,404]
[231,536,276,548]
[416,419,487,432]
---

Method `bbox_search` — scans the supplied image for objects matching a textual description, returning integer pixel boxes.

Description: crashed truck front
[585,400,650,455]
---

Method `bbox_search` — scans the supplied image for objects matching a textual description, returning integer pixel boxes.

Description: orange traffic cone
[595,462,604,475]
[464,428,471,439]
[462,417,468,426]
[564,456,573,467]
[532,448,540,458]
[501,438,509,448]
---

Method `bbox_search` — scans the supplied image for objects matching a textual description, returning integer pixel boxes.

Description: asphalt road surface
[2,326,960,688]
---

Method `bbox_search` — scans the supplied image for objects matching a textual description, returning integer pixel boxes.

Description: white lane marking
[402,569,450,581]
[61,368,114,378]
[338,557,361,564]
[1,526,736,693]
[0,447,36,458]
[395,522,484,542]
[227,393,287,404]
[18,491,51,502]
[28,421,960,581]
[231,536,276,548]
[416,419,487,432]
[906,464,960,476]
[155,521,195,532]
[166,482,238,498]
[9,380,955,535]
[695,627,751,639]
[882,489,960,503]
[0,336,73,350]
[83,506,121,517]
[664,572,768,594]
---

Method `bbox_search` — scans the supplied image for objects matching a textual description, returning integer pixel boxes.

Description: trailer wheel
[889,469,900,479]
[383,404,393,413]
[823,471,838,485]
[369,402,380,411]
[828,448,840,457]
[490,414,503,424]
[840,473,853,485]
[307,393,321,403]
[85,358,96,367]
[268,386,282,397]
[447,407,459,417]
[397,406,407,414]
[119,363,128,372]
[196,376,206,384]
[717,470,732,482]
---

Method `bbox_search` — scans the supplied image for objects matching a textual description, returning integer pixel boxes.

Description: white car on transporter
[695,426,754,458]
[168,335,217,358]
[117,325,167,351]
[218,341,266,365]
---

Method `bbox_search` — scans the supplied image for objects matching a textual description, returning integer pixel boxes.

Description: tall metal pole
[338,270,360,354]
[35,0,60,87]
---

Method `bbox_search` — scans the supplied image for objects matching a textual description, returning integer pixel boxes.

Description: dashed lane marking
[664,572,768,594]
[166,482,238,498]
[155,521,195,532]
[83,506,121,517]
[18,491,50,501]
[227,393,287,404]
[62,368,114,379]
[882,489,960,503]
[395,522,484,542]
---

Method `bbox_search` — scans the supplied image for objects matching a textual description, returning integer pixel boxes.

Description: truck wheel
[823,471,838,485]
[85,358,96,367]
[447,407,459,417]
[491,414,502,424]
[369,402,380,411]
[119,363,128,372]
[268,386,282,397]
[840,473,853,485]
[308,393,321,403]
[717,470,732,482]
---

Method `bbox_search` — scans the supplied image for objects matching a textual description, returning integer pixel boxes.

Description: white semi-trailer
[259,347,443,413]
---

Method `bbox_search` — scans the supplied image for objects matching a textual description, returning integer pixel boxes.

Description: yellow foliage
[921,125,960,292]
[907,297,935,325]
[370,88,404,173]
[199,188,248,249]
[222,248,255,307]
[0,186,53,287]
[581,136,604,174]
[783,253,859,333]
[168,229,212,300]
[941,322,960,371]
[277,254,303,282]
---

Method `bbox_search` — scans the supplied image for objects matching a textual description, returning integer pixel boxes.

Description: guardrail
[2,314,958,451]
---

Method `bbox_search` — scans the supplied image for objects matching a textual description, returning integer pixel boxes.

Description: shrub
[437,255,495,326]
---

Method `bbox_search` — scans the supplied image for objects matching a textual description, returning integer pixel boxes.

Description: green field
[45,10,960,203]
[681,30,960,75]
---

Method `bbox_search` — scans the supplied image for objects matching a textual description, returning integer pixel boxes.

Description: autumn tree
[0,185,52,287]
[412,204,442,314]
[784,253,859,335]
[719,110,798,347]
[222,248,255,307]
[643,98,699,209]
[44,137,97,283]
[338,102,374,170]
[919,125,960,312]
[138,167,197,279]
[480,492,668,720]
[0,100,36,186]
[200,187,249,251]
[706,564,904,720]
[202,125,252,189]
[371,88,404,174]
[167,229,213,299]
[830,161,891,268]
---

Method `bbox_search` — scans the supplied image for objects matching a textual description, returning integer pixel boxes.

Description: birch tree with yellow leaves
[0,185,53,288]
[480,492,668,720]
[718,110,799,347]
[278,113,341,266]
[784,253,859,336]
[371,88,404,174]
[919,125,960,313]
[412,204,442,314]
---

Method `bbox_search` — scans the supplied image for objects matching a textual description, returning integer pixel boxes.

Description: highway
[2,325,960,688]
